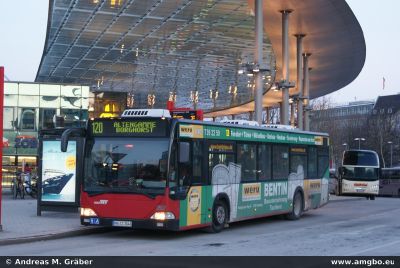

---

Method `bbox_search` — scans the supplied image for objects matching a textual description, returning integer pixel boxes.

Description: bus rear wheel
[208,201,228,233]
[286,191,303,220]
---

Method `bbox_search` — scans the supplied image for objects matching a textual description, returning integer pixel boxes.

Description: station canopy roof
[36,0,365,115]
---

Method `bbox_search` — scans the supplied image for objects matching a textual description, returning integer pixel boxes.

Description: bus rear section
[338,150,380,200]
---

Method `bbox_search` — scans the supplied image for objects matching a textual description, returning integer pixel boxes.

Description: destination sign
[171,110,198,120]
[89,119,168,137]
[179,123,326,146]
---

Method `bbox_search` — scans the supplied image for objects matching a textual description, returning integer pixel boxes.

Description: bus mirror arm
[61,128,86,152]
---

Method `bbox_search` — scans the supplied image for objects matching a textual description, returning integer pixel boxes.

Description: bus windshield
[84,138,169,196]
[343,151,378,166]
[342,167,379,181]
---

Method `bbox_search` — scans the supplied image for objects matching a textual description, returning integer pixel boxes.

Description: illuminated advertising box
[41,140,77,203]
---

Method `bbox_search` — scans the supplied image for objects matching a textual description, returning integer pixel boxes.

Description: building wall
[2,82,89,188]
[310,97,400,168]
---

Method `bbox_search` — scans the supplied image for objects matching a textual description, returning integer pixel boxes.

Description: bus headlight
[80,208,97,217]
[371,184,379,191]
[150,212,175,221]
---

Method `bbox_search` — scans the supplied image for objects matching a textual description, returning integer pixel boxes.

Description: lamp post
[354,138,365,149]
[388,141,393,168]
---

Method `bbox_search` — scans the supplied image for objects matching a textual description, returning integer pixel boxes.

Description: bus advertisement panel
[41,140,77,203]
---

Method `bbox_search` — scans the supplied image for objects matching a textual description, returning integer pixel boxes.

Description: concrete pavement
[0,191,109,246]
[0,190,363,246]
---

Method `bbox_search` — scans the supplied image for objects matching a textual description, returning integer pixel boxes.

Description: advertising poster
[41,140,76,203]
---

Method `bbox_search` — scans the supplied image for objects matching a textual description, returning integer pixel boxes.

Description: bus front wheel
[286,191,303,220]
[370,195,375,200]
[209,201,228,233]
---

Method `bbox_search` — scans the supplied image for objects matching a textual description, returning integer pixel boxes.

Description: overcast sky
[0,0,399,104]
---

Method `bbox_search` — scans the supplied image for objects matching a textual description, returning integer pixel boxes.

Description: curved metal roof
[36,0,275,110]
[36,0,365,115]
[207,0,366,117]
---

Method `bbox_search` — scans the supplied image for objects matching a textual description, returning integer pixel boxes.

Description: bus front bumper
[81,217,180,231]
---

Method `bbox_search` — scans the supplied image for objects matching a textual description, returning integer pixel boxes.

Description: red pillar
[0,67,4,231]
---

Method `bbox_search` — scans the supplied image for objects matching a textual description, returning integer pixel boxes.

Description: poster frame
[37,129,84,215]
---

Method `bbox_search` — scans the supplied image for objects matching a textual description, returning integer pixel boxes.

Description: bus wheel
[370,195,375,200]
[210,201,227,233]
[286,191,303,220]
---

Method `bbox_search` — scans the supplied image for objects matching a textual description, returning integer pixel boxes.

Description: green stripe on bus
[181,124,321,145]
[179,199,188,227]
[311,193,322,209]
[201,186,212,224]
[323,168,329,179]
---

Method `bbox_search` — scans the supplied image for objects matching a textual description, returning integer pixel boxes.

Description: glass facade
[2,82,90,187]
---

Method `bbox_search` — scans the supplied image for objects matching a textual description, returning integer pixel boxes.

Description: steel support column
[290,101,295,126]
[303,53,312,131]
[280,10,292,126]
[254,0,264,124]
[295,34,305,130]
[265,107,270,124]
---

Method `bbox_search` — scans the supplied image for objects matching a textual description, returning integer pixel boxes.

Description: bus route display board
[179,123,327,146]
[89,119,169,137]
[170,110,197,120]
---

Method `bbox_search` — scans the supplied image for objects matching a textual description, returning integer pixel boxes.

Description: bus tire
[370,195,375,200]
[286,191,303,220]
[209,200,228,233]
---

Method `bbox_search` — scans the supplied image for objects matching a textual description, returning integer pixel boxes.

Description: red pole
[0,67,4,231]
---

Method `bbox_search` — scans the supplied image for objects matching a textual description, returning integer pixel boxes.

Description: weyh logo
[242,183,261,202]
[244,186,259,195]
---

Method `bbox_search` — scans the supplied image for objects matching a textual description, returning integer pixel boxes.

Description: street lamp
[342,143,348,150]
[354,138,366,149]
[388,141,393,168]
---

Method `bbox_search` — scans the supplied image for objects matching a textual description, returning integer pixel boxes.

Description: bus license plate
[356,188,365,192]
[90,218,100,225]
[112,220,132,227]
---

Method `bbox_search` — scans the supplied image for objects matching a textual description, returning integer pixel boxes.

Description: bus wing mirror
[61,128,86,152]
[338,167,343,175]
[178,142,190,163]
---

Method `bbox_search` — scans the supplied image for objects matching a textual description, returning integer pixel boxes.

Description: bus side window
[178,141,192,187]
[192,140,205,185]
[258,144,272,181]
[308,147,318,179]
[272,145,289,180]
[317,147,329,178]
[290,147,307,177]
[237,143,257,182]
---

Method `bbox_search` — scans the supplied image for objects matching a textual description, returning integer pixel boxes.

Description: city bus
[379,167,400,197]
[61,109,330,232]
[337,150,380,200]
